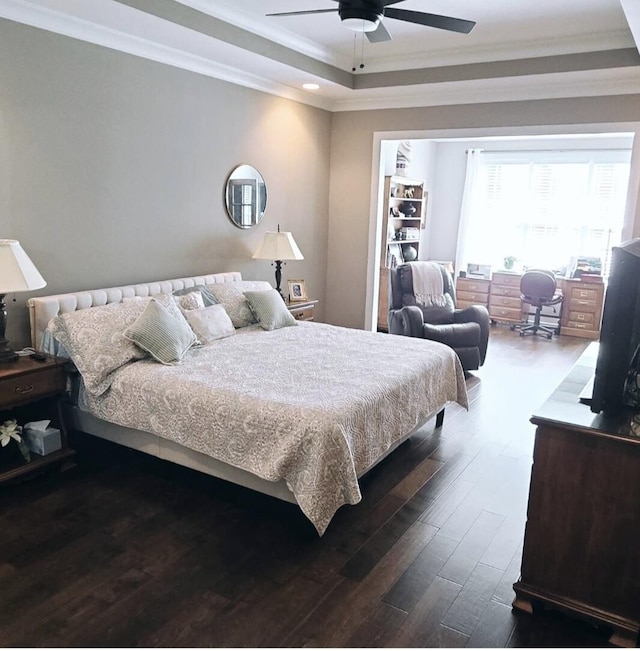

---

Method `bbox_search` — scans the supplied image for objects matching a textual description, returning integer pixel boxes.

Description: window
[463,150,632,276]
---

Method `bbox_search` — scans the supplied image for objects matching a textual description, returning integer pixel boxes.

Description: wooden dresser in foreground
[513,343,640,647]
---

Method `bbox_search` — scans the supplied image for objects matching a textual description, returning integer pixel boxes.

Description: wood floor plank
[440,562,504,636]
[467,599,518,648]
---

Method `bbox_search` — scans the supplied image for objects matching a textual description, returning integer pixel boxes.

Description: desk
[513,343,640,646]
[456,273,605,339]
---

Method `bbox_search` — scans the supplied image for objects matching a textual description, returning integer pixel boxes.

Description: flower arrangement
[0,419,30,463]
[503,256,517,270]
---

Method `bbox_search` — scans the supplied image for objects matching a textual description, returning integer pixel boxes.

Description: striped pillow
[244,289,297,331]
[124,298,198,364]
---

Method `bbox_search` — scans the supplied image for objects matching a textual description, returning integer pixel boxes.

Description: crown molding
[332,67,640,112]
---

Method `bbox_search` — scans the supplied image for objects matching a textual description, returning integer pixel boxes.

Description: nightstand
[286,299,318,322]
[0,355,75,484]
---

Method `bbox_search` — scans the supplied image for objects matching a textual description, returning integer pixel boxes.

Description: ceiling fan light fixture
[339,8,381,32]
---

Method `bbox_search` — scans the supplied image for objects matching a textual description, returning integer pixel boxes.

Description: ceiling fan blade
[366,21,392,43]
[384,8,476,34]
[266,8,337,17]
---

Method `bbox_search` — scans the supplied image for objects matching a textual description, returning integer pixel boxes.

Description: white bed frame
[27,271,444,507]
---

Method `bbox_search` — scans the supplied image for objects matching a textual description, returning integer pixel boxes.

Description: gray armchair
[388,262,490,371]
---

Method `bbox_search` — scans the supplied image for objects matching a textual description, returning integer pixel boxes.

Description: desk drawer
[0,366,66,409]
[490,306,523,321]
[490,296,522,309]
[567,310,595,325]
[457,279,490,294]
[568,297,598,311]
[491,285,522,298]
[565,320,598,332]
[457,290,489,304]
[492,273,521,287]
[568,287,601,303]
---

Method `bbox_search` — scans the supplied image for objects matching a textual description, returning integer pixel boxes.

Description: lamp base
[0,338,18,363]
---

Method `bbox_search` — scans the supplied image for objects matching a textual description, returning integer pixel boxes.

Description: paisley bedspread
[80,322,468,534]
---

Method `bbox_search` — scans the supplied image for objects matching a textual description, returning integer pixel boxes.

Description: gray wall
[327,99,640,329]
[0,19,331,348]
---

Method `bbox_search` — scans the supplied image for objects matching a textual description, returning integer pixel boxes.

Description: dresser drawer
[0,365,66,409]
[289,304,315,321]
[457,290,489,304]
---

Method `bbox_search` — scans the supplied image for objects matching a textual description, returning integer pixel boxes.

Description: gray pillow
[124,298,198,364]
[173,285,218,307]
[244,289,297,331]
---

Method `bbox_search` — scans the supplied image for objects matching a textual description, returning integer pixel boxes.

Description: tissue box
[22,426,62,456]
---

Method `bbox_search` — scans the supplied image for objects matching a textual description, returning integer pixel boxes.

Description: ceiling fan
[266,0,476,43]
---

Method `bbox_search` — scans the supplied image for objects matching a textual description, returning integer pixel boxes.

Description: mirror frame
[224,164,267,229]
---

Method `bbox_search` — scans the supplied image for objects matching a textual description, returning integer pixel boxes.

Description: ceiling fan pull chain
[351,31,357,71]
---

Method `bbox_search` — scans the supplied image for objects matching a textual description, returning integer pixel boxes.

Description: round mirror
[224,164,267,229]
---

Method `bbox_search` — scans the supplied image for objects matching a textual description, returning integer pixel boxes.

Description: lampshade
[252,230,304,262]
[0,240,46,293]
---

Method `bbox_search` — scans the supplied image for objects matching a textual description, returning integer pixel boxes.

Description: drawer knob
[15,384,34,395]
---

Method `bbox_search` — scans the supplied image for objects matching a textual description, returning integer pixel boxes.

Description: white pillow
[206,283,270,328]
[175,291,205,311]
[185,304,235,344]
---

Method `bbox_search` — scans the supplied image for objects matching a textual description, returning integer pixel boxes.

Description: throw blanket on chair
[409,262,448,307]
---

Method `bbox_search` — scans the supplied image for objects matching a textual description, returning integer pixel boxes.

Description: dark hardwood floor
[0,326,617,647]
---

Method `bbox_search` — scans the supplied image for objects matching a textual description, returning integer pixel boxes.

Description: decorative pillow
[49,301,149,396]
[206,281,272,328]
[175,291,205,311]
[244,289,297,331]
[173,285,218,307]
[184,304,235,344]
[124,298,198,365]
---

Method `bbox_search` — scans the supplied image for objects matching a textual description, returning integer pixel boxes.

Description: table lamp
[0,240,47,363]
[252,225,304,300]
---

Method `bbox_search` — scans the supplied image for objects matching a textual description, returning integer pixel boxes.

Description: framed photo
[288,279,308,302]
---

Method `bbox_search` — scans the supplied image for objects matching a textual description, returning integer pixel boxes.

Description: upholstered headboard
[27,271,242,350]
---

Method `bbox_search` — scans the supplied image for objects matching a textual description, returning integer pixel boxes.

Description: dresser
[513,344,640,647]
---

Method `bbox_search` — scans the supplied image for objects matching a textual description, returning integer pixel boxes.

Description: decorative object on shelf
[253,225,304,300]
[395,140,412,176]
[0,419,30,469]
[224,164,267,229]
[402,245,418,262]
[0,240,46,363]
[400,201,417,216]
[287,279,308,303]
[503,255,517,270]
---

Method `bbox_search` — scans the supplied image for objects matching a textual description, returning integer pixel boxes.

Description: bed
[28,271,468,535]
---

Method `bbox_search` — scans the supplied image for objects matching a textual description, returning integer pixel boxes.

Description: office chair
[512,270,563,339]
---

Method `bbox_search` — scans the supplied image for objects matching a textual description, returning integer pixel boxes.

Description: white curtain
[454,148,483,278]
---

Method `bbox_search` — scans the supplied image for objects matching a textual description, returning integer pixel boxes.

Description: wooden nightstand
[286,299,318,322]
[0,355,75,484]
